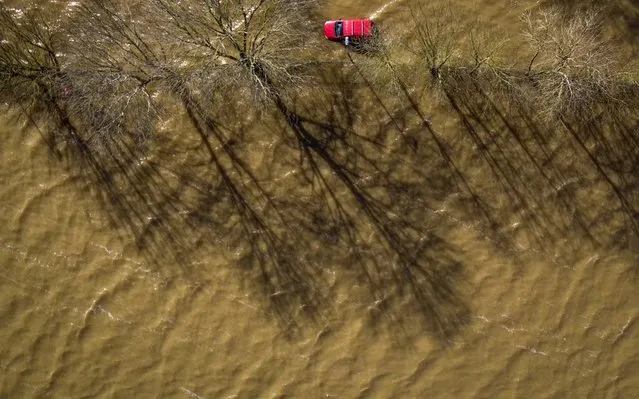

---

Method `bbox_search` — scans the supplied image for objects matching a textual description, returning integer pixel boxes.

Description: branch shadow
[438,68,639,252]
[260,68,472,343]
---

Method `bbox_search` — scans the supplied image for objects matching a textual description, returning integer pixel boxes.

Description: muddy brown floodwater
[2,0,639,397]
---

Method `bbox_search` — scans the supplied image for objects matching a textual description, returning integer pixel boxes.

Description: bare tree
[521,7,636,120]
[68,0,333,328]
[406,1,461,81]
[65,0,166,152]
[0,5,72,147]
[151,0,318,102]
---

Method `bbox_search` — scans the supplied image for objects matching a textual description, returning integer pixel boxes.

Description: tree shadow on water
[1,1,471,344]
[438,68,639,251]
[258,71,471,342]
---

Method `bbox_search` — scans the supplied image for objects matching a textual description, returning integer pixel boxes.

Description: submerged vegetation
[1,0,637,341]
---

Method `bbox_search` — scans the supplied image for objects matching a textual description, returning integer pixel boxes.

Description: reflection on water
[1,0,639,397]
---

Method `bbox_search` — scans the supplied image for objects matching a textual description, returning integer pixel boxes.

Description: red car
[324,19,375,44]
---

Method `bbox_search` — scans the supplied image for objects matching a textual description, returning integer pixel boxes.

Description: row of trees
[2,0,637,339]
[358,1,638,242]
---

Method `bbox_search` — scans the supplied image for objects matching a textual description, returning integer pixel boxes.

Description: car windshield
[334,21,343,37]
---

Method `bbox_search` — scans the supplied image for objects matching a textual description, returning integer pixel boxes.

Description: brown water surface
[1,0,639,397]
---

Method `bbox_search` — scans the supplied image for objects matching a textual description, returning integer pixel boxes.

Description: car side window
[335,21,343,37]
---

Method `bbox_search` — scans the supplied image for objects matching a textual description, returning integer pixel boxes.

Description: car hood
[324,21,336,39]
